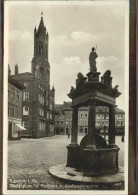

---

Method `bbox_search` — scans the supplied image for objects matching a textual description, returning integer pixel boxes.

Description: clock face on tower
[24,82,29,87]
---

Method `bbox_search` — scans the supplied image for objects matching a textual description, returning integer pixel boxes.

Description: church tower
[31,13,50,86]
[11,13,55,138]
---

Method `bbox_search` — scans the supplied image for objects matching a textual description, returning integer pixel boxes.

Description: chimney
[8,64,11,76]
[15,64,18,75]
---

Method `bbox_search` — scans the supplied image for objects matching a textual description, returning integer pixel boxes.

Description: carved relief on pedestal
[75,72,87,88]
[101,70,112,87]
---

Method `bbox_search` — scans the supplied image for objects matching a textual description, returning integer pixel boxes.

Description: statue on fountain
[89,47,98,72]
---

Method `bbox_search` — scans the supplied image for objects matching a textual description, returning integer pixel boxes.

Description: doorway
[85,127,88,134]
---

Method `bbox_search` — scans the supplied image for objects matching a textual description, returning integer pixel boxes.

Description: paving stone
[8,135,125,190]
[68,175,84,182]
[83,176,93,182]
[93,173,124,183]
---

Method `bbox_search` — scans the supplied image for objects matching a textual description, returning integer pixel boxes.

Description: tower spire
[37,12,45,34]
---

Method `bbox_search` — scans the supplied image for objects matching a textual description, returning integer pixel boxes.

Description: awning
[15,124,27,131]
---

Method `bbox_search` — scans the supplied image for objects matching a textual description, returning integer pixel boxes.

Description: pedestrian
[121,135,124,142]
[67,129,70,139]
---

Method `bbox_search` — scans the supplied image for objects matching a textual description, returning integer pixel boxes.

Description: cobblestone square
[8,135,125,190]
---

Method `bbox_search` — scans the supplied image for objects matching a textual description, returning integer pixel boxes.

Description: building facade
[54,111,64,134]
[55,102,125,135]
[8,73,25,140]
[11,16,55,138]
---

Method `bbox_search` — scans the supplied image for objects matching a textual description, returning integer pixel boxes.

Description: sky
[6,1,129,110]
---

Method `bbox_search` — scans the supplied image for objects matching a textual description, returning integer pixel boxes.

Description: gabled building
[11,15,55,138]
[54,111,64,134]
[8,66,26,140]
[55,102,125,135]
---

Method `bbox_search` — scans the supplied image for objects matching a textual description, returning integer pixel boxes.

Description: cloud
[50,54,125,109]
[71,31,94,42]
[97,56,120,68]
[50,30,124,65]
[63,56,81,65]
[9,30,33,42]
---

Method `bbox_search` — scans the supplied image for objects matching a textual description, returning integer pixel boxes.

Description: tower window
[23,106,29,115]
[38,42,43,55]
[23,92,29,101]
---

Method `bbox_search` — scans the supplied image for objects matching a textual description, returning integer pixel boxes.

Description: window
[23,92,29,101]
[80,119,83,125]
[11,107,14,117]
[23,122,29,130]
[106,115,109,119]
[39,109,41,116]
[23,106,29,115]
[80,113,83,117]
[12,92,15,99]
[16,109,19,117]
[80,128,83,133]
[39,123,42,131]
[17,95,19,101]
[8,107,9,115]
[39,122,45,131]
[47,112,49,119]
[85,114,87,117]
[85,120,87,125]
[39,94,44,105]
[38,42,43,54]
[39,108,44,116]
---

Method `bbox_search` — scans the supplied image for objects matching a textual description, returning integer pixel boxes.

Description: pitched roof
[8,76,25,90]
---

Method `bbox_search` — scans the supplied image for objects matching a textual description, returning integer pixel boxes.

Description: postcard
[3,1,129,194]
